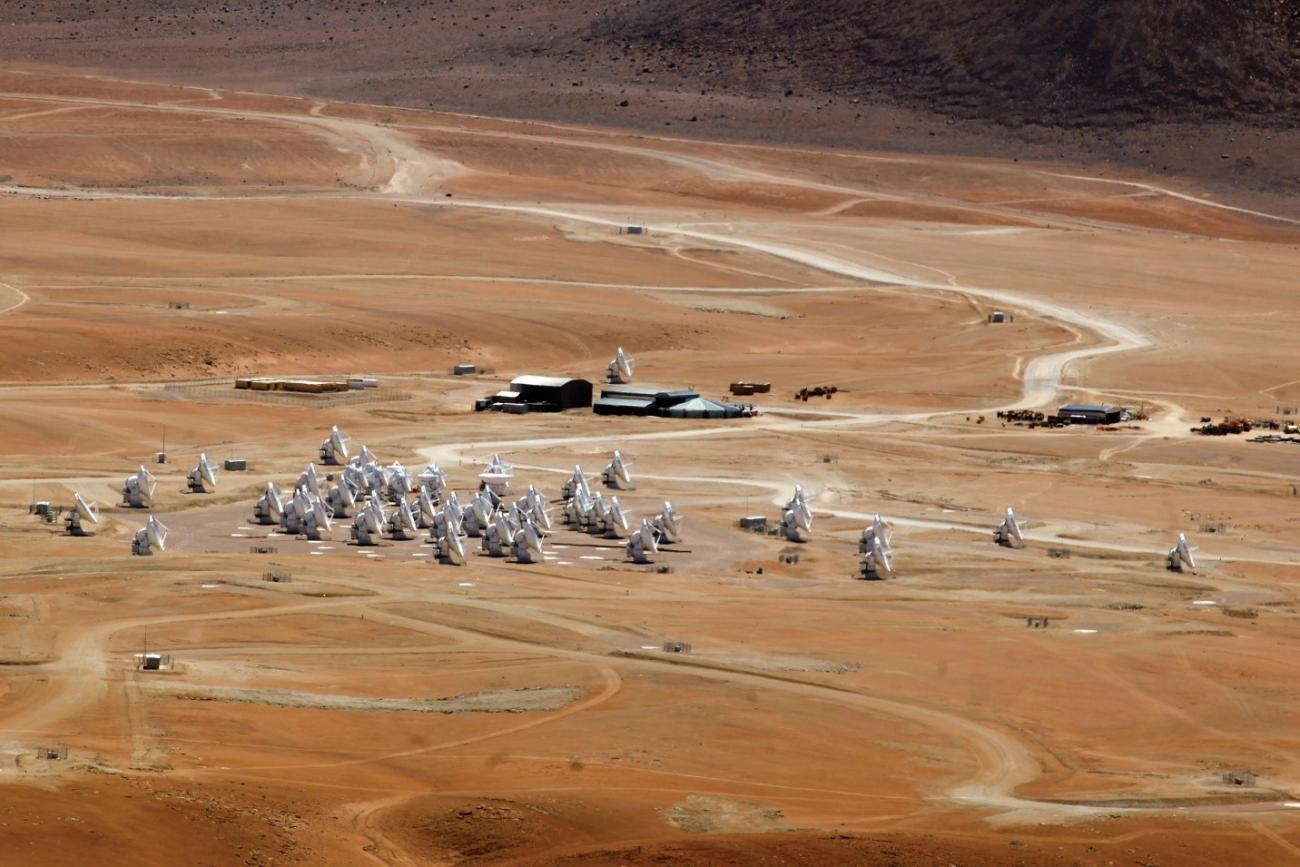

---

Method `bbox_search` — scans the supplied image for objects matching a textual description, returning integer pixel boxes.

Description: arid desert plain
[2,67,1300,866]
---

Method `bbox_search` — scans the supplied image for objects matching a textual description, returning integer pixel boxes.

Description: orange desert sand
[1,68,1300,866]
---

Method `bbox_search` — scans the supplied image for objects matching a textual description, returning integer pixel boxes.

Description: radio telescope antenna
[994,507,1025,548]
[511,519,545,564]
[606,347,634,384]
[296,463,320,496]
[780,485,813,542]
[132,515,168,555]
[1167,533,1198,572]
[653,500,683,543]
[604,496,631,538]
[601,450,635,490]
[65,492,101,536]
[122,465,157,508]
[626,517,660,564]
[187,453,218,494]
[320,425,351,465]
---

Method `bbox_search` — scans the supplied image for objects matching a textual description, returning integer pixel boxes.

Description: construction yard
[2,67,1300,866]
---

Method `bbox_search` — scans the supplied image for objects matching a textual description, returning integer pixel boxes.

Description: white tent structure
[320,425,351,465]
[601,450,635,490]
[132,515,168,556]
[479,454,513,497]
[122,465,157,508]
[253,481,285,525]
[626,517,659,564]
[186,453,218,494]
[65,492,101,536]
[1167,533,1197,573]
[606,346,634,384]
[653,501,683,543]
[994,507,1025,548]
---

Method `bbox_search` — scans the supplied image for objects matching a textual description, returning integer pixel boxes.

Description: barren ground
[2,68,1300,866]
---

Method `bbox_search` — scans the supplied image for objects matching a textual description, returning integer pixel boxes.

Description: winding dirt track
[5,79,1300,856]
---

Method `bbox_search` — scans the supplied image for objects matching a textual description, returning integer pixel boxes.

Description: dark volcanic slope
[2,1,1299,196]
[592,0,1300,125]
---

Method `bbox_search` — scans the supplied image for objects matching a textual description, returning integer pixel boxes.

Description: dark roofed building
[1056,403,1123,425]
[593,396,657,415]
[509,376,593,411]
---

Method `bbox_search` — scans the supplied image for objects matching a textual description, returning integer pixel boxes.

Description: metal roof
[594,397,656,409]
[1058,404,1117,413]
[511,375,585,388]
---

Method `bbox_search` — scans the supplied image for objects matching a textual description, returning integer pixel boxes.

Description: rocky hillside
[588,0,1300,125]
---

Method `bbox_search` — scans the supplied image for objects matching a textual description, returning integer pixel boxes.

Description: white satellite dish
[606,346,634,383]
[297,462,320,496]
[328,477,358,517]
[253,481,284,524]
[388,461,414,499]
[320,425,351,465]
[780,488,813,542]
[419,464,447,498]
[389,498,418,540]
[561,465,590,500]
[512,520,545,564]
[122,465,157,508]
[859,514,893,553]
[307,496,332,540]
[481,513,511,557]
[860,536,894,579]
[604,496,630,538]
[1168,533,1198,572]
[187,453,218,494]
[351,500,385,546]
[65,492,101,536]
[132,514,168,555]
[626,517,660,564]
[479,453,514,496]
[438,526,467,565]
[994,507,1025,548]
[417,489,438,528]
[601,450,635,490]
[653,500,683,544]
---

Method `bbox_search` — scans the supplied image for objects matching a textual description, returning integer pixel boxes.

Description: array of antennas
[558,456,684,564]
[91,423,1204,576]
[606,346,634,384]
